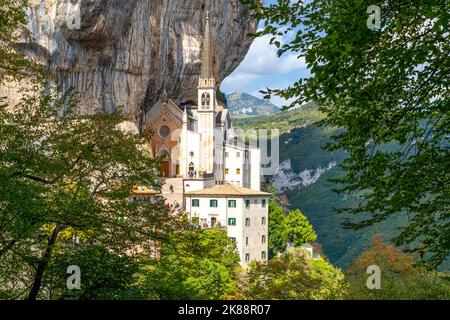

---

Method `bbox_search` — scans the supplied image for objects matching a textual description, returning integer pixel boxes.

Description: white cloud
[221,73,259,93]
[221,32,308,107]
[234,34,306,76]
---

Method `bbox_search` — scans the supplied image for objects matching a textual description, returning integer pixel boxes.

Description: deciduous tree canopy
[242,0,449,269]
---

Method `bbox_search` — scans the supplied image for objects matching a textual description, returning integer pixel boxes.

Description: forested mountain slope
[234,103,448,269]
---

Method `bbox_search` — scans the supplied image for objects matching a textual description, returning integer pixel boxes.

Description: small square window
[245,254,250,262]
[245,218,251,227]
[236,168,241,175]
[261,251,267,260]
[245,200,250,209]
[192,199,200,207]
[228,200,237,208]
[225,168,230,175]
[210,199,218,207]
[228,218,237,226]
[229,237,236,243]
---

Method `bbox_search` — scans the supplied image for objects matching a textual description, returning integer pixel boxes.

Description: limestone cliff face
[14,0,256,120]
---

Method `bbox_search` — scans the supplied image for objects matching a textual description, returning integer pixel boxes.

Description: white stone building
[184,184,270,267]
[140,12,269,266]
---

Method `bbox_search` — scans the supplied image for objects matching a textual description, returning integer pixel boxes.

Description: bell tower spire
[200,11,213,80]
[197,9,216,175]
[199,10,215,89]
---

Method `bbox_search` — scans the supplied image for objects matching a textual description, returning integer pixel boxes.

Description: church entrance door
[161,160,170,177]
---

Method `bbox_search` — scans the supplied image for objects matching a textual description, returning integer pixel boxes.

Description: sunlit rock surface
[5,0,256,121]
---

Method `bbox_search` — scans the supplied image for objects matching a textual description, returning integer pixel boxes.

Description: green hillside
[233,102,322,133]
[233,103,449,269]
[226,92,280,116]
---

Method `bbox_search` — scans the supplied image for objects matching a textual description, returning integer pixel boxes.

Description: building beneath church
[141,12,269,266]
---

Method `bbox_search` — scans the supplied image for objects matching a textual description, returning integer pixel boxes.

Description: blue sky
[220,1,311,107]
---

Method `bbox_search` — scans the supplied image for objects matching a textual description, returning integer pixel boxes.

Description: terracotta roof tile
[133,186,159,195]
[184,184,271,197]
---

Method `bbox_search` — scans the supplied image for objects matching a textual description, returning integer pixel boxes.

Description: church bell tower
[197,10,216,175]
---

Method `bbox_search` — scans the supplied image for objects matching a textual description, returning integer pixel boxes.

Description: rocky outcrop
[272,159,337,194]
[10,0,256,121]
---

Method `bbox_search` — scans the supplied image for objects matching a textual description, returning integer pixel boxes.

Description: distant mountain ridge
[226,92,280,116]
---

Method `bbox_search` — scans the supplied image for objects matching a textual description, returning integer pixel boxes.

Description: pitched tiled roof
[133,186,159,195]
[184,184,271,197]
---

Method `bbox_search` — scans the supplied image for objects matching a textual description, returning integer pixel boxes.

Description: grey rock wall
[14,0,256,121]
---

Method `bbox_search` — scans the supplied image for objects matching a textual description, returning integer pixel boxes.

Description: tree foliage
[268,198,317,257]
[268,199,287,257]
[140,228,240,300]
[0,0,40,79]
[346,235,450,300]
[0,87,185,299]
[241,249,347,300]
[44,245,143,300]
[283,209,317,247]
[241,0,450,269]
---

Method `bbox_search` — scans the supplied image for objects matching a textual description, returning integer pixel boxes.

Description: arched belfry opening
[201,92,210,109]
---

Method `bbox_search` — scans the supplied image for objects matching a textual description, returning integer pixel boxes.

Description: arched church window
[160,150,170,160]
[201,92,210,110]
[159,126,171,138]
[188,162,195,178]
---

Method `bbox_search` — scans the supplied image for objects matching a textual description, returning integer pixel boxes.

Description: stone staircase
[161,178,184,208]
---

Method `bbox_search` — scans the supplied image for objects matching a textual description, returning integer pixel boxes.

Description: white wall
[183,178,215,193]
[224,145,245,187]
[183,130,201,176]
[250,147,262,191]
[241,196,269,266]
[184,195,269,266]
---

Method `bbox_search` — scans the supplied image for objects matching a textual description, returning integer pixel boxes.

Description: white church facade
[141,12,269,266]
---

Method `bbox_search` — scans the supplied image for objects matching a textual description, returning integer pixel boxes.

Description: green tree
[346,236,450,300]
[242,0,450,269]
[140,228,240,300]
[241,249,347,300]
[268,198,317,257]
[0,0,40,79]
[283,209,317,247]
[0,90,181,299]
[268,199,287,257]
[44,245,143,300]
